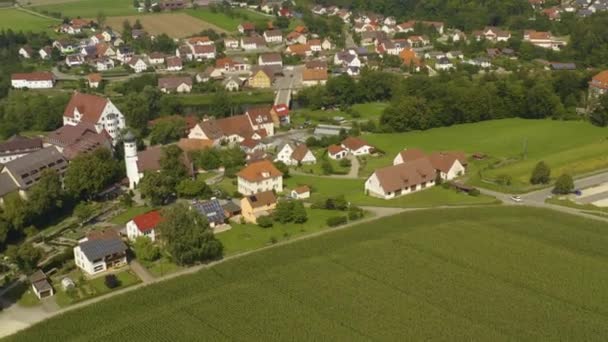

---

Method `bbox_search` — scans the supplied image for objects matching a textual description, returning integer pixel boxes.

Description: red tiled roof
[328,144,345,155]
[132,210,163,232]
[11,71,54,81]
[237,160,282,182]
[63,92,109,123]
[342,136,370,151]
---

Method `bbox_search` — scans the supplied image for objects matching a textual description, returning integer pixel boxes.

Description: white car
[510,195,523,203]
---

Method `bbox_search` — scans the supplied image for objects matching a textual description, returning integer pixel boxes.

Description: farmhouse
[365,158,436,199]
[166,56,183,71]
[0,135,42,164]
[187,114,263,144]
[237,160,283,195]
[249,67,275,88]
[148,52,166,65]
[158,76,193,93]
[241,36,266,50]
[275,143,316,166]
[341,137,373,156]
[29,270,54,300]
[73,230,128,276]
[393,148,467,181]
[62,92,126,141]
[240,190,278,224]
[126,210,163,241]
[191,44,216,60]
[263,29,283,43]
[0,147,68,204]
[10,72,55,89]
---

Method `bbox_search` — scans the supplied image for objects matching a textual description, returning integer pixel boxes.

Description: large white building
[236,160,283,195]
[73,231,127,275]
[63,92,125,141]
[10,72,55,89]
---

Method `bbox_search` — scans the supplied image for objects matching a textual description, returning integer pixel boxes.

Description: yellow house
[240,190,277,224]
[249,68,274,88]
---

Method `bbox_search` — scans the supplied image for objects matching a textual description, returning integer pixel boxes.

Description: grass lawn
[12,206,608,340]
[350,102,388,122]
[0,8,58,32]
[284,175,499,207]
[31,0,135,18]
[292,150,350,176]
[291,102,388,127]
[169,90,275,107]
[361,118,608,193]
[217,208,356,255]
[144,257,185,278]
[546,196,608,214]
[109,206,153,225]
[214,176,237,196]
[53,269,141,307]
[186,8,269,32]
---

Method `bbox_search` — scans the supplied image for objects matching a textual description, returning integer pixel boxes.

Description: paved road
[274,65,304,105]
[523,171,608,203]
[129,260,156,283]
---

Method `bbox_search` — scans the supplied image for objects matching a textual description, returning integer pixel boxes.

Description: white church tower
[124,131,140,189]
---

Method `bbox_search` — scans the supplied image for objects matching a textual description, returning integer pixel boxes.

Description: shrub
[530,161,551,185]
[257,216,273,228]
[469,188,481,197]
[327,216,347,227]
[553,174,574,194]
[339,158,352,168]
[104,274,121,289]
[348,206,364,221]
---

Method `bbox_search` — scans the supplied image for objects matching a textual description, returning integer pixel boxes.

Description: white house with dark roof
[62,92,125,141]
[73,231,128,275]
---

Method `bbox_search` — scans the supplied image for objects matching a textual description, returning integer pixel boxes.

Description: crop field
[0,8,58,32]
[361,118,608,192]
[9,206,608,340]
[186,8,269,32]
[31,0,134,18]
[105,13,226,38]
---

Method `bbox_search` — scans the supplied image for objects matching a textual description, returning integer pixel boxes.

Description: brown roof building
[237,160,283,195]
[0,135,43,163]
[366,158,436,199]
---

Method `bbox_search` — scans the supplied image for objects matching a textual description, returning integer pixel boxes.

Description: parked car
[510,195,523,203]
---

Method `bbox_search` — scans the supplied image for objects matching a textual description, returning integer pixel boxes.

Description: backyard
[10,206,608,340]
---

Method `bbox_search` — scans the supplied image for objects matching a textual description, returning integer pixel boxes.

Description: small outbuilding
[29,270,54,300]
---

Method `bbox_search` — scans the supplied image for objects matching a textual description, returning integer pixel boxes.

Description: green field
[186,8,269,32]
[361,118,608,192]
[10,206,608,340]
[31,0,135,18]
[285,175,499,207]
[0,8,59,32]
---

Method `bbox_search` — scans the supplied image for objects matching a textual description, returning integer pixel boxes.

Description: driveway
[129,260,155,284]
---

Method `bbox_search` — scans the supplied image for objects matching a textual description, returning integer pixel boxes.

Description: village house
[270,104,290,126]
[52,39,76,54]
[523,30,565,51]
[589,70,608,98]
[286,31,308,45]
[39,46,52,60]
[187,114,262,145]
[0,135,42,164]
[191,44,217,60]
[263,29,283,44]
[95,43,116,58]
[148,52,166,65]
[216,56,251,72]
[258,53,283,67]
[241,36,266,50]
[73,230,128,276]
[240,137,267,153]
[164,56,183,71]
[435,57,454,71]
[473,27,512,42]
[18,46,33,59]
[275,143,317,166]
[245,106,275,136]
[327,144,348,160]
[341,137,373,156]
[29,270,54,300]
[62,92,125,141]
[116,46,134,63]
[126,210,162,241]
[158,76,193,93]
[400,49,423,71]
[291,185,311,200]
[286,43,312,57]
[95,57,115,71]
[192,198,226,228]
[128,56,149,73]
[240,190,278,224]
[45,124,112,160]
[237,160,283,195]
[223,76,244,91]
[10,72,55,89]
[224,37,240,49]
[365,158,436,199]
[249,67,275,88]
[0,147,68,204]
[238,22,256,35]
[65,54,85,67]
[302,68,328,87]
[87,73,102,88]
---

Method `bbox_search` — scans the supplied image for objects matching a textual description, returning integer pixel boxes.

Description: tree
[176,177,212,198]
[64,148,121,200]
[192,148,222,170]
[530,161,551,185]
[292,201,307,223]
[326,75,358,107]
[209,91,234,117]
[274,16,290,29]
[321,160,334,175]
[149,117,186,145]
[133,236,160,262]
[27,169,63,218]
[133,19,143,30]
[553,174,574,195]
[590,94,608,127]
[2,194,28,231]
[274,200,294,223]
[160,145,188,187]
[273,161,289,177]
[139,171,173,206]
[6,243,42,273]
[157,203,223,265]
[380,96,435,132]
[96,11,106,27]
[257,215,273,228]
[74,202,95,221]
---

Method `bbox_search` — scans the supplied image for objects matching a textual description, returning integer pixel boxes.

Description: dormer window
[261,171,270,178]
